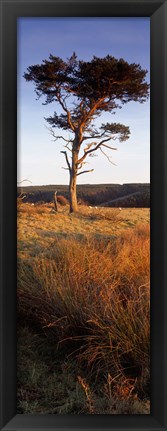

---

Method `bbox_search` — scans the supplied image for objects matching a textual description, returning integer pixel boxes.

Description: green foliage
[100,122,130,141]
[24,53,149,147]
[24,54,149,212]
[24,53,149,113]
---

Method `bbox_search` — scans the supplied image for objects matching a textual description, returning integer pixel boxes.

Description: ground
[17,203,149,259]
[17,203,150,414]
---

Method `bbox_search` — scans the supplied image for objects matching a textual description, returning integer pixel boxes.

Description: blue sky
[17,18,150,186]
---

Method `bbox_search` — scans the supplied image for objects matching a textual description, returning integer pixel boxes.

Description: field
[17,202,150,414]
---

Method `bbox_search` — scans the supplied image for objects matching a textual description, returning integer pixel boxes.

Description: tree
[24,53,149,212]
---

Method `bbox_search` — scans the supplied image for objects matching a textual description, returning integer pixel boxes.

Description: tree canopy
[24,53,149,212]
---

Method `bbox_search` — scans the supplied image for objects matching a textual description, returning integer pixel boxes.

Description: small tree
[24,53,149,212]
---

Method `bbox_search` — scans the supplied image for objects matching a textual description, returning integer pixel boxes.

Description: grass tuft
[17,204,150,413]
[18,225,150,402]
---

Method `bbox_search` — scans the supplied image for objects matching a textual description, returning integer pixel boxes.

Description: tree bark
[69,172,78,213]
[69,146,79,213]
[54,191,58,212]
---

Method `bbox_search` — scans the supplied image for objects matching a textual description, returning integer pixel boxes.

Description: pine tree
[24,53,149,212]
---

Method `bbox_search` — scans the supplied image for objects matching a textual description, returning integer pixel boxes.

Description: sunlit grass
[17,203,150,414]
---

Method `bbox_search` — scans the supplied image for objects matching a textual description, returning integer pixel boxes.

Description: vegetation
[17,202,150,414]
[17,183,150,207]
[24,53,149,212]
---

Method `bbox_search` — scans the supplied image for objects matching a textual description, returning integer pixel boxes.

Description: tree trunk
[69,149,79,213]
[69,173,78,213]
[54,191,58,212]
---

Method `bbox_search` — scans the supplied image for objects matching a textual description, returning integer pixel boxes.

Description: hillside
[17,203,150,414]
[17,183,150,207]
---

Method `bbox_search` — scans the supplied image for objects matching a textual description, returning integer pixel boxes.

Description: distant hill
[17,183,150,208]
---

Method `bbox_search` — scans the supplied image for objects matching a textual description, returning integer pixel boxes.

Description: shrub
[57,195,68,206]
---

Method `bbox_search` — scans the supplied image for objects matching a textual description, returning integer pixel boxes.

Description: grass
[17,325,150,414]
[17,202,150,414]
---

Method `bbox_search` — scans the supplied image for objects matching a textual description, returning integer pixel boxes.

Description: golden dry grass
[17,202,149,258]
[17,202,150,413]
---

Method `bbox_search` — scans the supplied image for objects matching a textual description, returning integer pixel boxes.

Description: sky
[17,17,150,186]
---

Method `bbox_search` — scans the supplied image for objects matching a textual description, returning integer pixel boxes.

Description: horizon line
[17,181,150,187]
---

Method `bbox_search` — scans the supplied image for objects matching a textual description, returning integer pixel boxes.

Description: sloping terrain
[17,203,150,414]
[17,183,150,207]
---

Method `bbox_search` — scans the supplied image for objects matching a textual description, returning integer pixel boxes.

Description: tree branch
[64,143,72,152]
[101,143,117,151]
[78,137,112,164]
[82,132,106,141]
[85,137,112,155]
[77,169,94,176]
[77,161,88,170]
[46,126,73,144]
[57,92,75,131]
[55,135,72,143]
[83,142,95,152]
[100,147,117,165]
[17,179,32,184]
[60,151,71,172]
[81,97,106,126]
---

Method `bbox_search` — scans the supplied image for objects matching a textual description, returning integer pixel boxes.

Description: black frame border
[0,0,167,430]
